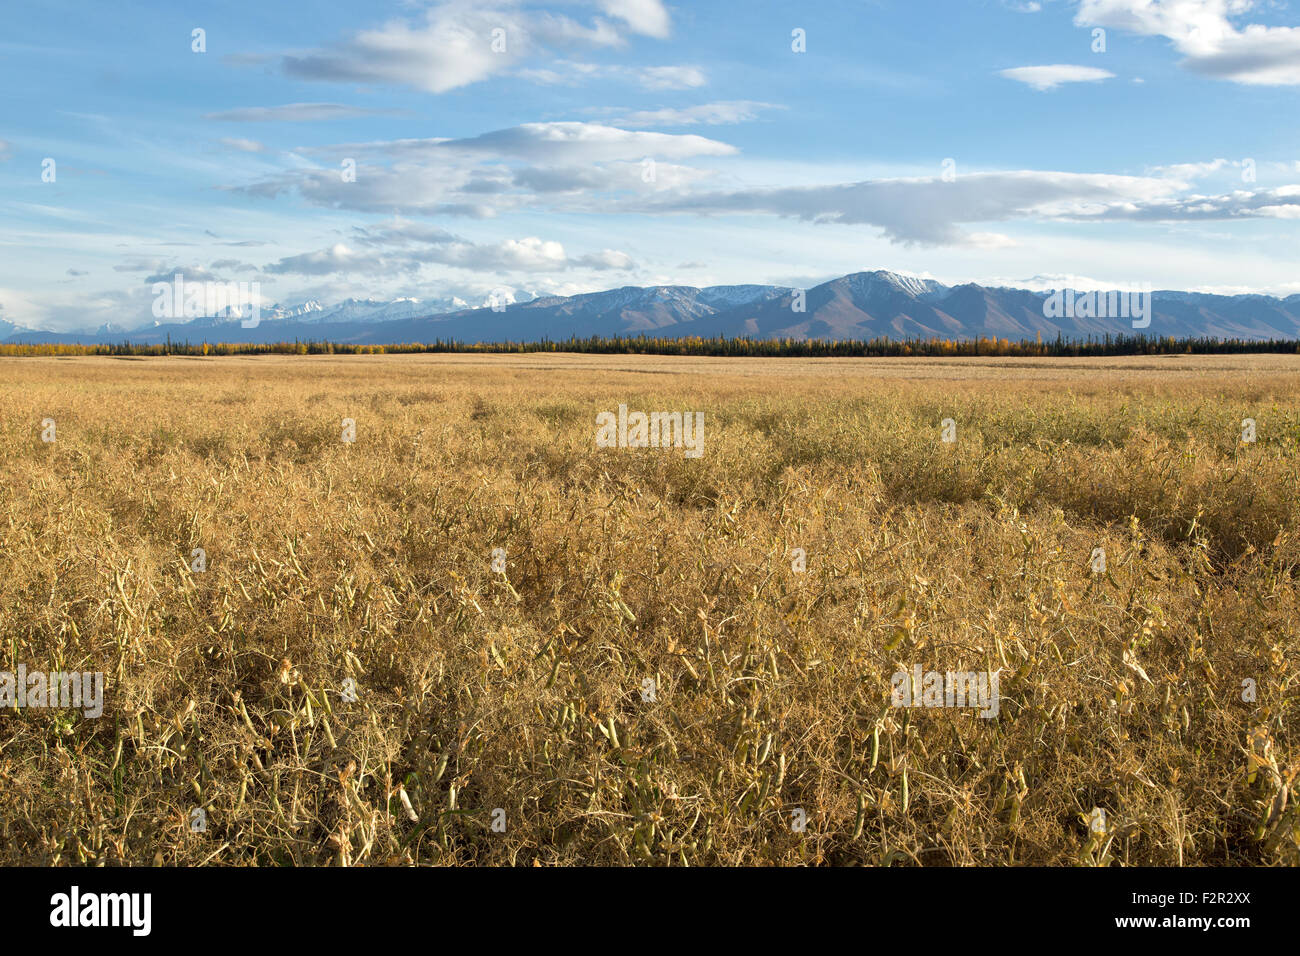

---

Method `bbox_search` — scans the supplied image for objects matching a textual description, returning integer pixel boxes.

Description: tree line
[2,332,1298,358]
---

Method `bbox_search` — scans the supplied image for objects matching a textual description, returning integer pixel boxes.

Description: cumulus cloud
[1075,0,1300,85]
[283,6,528,93]
[264,222,636,277]
[264,244,391,276]
[998,64,1116,90]
[643,169,1300,245]
[231,109,1300,247]
[446,236,569,270]
[238,165,499,218]
[574,248,635,269]
[434,122,734,162]
[598,0,672,38]
[235,122,732,216]
[113,258,245,285]
[279,1,674,94]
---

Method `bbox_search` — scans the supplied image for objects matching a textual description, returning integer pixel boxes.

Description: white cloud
[206,103,402,122]
[351,222,461,247]
[462,236,568,270]
[264,244,388,276]
[1146,158,1230,181]
[236,113,1300,248]
[283,6,530,94]
[991,272,1138,291]
[998,64,1116,90]
[518,60,708,90]
[220,137,266,153]
[435,122,735,162]
[240,122,734,216]
[637,65,707,89]
[575,248,636,269]
[143,265,223,285]
[265,224,637,277]
[1075,0,1300,85]
[615,101,782,127]
[279,1,677,94]
[239,165,503,218]
[511,159,713,193]
[644,169,1300,245]
[598,0,672,38]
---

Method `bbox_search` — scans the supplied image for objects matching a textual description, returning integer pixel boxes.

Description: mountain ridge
[7,271,1300,345]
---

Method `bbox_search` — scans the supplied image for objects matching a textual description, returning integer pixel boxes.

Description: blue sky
[2,0,1299,331]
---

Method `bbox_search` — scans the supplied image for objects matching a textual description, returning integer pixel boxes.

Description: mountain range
[6,271,1300,345]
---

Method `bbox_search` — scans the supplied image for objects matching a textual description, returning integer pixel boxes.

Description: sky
[2,0,1299,332]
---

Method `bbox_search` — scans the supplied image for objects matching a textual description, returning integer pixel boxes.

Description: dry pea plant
[0,352,1297,866]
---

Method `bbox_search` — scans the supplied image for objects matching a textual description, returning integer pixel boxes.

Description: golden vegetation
[0,352,1297,865]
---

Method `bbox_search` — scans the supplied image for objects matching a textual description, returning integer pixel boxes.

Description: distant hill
[7,272,1300,345]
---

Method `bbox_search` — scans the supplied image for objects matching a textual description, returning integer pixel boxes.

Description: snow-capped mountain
[266,300,325,321]
[696,284,793,310]
[504,284,787,333]
[839,270,949,302]
[286,297,469,325]
[6,270,1300,345]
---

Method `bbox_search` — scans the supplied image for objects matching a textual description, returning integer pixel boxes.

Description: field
[0,352,1297,866]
